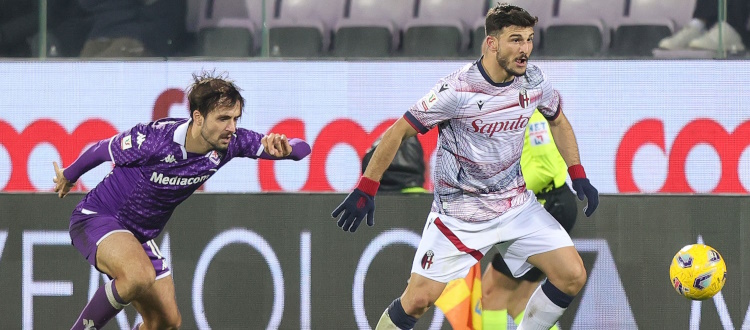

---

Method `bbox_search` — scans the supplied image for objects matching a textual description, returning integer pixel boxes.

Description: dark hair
[187,71,245,118]
[485,3,538,37]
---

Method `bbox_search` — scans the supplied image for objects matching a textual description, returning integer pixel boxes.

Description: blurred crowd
[0,0,748,58]
[0,0,186,57]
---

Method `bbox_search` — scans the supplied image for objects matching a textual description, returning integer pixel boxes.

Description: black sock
[387,298,418,329]
[541,279,574,308]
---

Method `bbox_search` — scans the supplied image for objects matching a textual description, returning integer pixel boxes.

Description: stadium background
[1,0,750,328]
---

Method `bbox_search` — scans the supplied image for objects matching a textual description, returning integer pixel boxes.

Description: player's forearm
[62,138,112,182]
[259,138,311,160]
[548,114,581,167]
[363,121,415,182]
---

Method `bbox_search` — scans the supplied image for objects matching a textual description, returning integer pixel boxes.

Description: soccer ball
[669,244,727,300]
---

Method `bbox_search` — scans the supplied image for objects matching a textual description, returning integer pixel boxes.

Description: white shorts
[410,196,574,283]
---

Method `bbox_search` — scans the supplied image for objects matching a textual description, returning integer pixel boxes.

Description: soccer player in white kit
[331,3,599,330]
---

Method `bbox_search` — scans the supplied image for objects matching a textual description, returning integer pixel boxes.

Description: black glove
[568,165,599,217]
[331,177,379,232]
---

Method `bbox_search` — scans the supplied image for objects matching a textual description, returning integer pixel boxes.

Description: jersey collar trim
[173,119,191,159]
[173,119,191,146]
[476,56,515,88]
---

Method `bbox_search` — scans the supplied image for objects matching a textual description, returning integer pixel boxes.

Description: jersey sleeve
[228,127,265,159]
[404,79,461,134]
[536,72,562,120]
[108,123,163,167]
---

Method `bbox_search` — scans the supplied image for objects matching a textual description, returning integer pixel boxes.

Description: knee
[162,312,182,330]
[558,264,587,296]
[481,283,496,298]
[144,315,182,330]
[121,266,156,296]
[571,264,587,293]
[402,292,435,316]
[166,311,182,329]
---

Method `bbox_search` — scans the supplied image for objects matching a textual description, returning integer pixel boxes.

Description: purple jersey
[75,117,264,241]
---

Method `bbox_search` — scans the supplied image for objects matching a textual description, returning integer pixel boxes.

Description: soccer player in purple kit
[52,72,311,330]
[332,4,598,330]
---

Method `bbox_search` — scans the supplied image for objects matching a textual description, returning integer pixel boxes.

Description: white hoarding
[1,61,748,193]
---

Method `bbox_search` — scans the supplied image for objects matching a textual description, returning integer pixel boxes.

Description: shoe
[658,25,704,50]
[688,21,746,52]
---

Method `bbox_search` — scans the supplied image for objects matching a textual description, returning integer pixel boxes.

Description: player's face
[493,26,534,77]
[200,102,241,151]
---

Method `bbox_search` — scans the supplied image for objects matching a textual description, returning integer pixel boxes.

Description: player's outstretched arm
[548,111,599,216]
[52,138,112,198]
[260,133,311,160]
[331,118,418,233]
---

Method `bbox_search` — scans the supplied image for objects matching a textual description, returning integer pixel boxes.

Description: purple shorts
[70,208,171,279]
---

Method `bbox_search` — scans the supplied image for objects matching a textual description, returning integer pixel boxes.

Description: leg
[380,212,498,329]
[96,232,158,301]
[506,279,541,319]
[71,232,156,330]
[693,0,719,26]
[481,262,519,311]
[527,246,586,296]
[481,255,522,330]
[131,275,182,330]
[483,253,555,329]
[509,280,563,330]
[376,273,446,330]
[517,246,586,330]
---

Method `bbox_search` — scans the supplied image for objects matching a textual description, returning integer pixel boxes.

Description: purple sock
[71,279,128,330]
[132,322,141,330]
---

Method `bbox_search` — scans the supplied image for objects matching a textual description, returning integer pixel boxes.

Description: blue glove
[331,177,379,232]
[568,165,599,217]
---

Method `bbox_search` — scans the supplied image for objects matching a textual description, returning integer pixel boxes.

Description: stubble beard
[201,127,228,152]
[497,53,525,78]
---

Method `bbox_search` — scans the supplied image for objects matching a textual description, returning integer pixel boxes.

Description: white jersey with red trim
[404,59,562,222]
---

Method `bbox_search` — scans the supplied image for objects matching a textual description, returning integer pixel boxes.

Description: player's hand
[262,133,292,158]
[331,177,380,233]
[571,178,598,217]
[568,164,599,217]
[52,161,75,198]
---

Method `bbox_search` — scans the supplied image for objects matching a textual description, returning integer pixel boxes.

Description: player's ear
[487,35,498,53]
[192,110,203,126]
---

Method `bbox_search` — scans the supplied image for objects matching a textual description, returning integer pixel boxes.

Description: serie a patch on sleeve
[121,135,132,150]
[420,90,439,111]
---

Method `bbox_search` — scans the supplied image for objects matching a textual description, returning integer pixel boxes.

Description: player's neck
[480,56,514,84]
[185,122,212,154]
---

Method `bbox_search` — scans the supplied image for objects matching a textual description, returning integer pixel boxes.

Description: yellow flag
[435,262,483,330]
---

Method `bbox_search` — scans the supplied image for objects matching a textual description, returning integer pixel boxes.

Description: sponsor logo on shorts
[421,250,434,270]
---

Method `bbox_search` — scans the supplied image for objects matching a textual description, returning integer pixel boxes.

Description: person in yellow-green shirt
[481,108,578,329]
